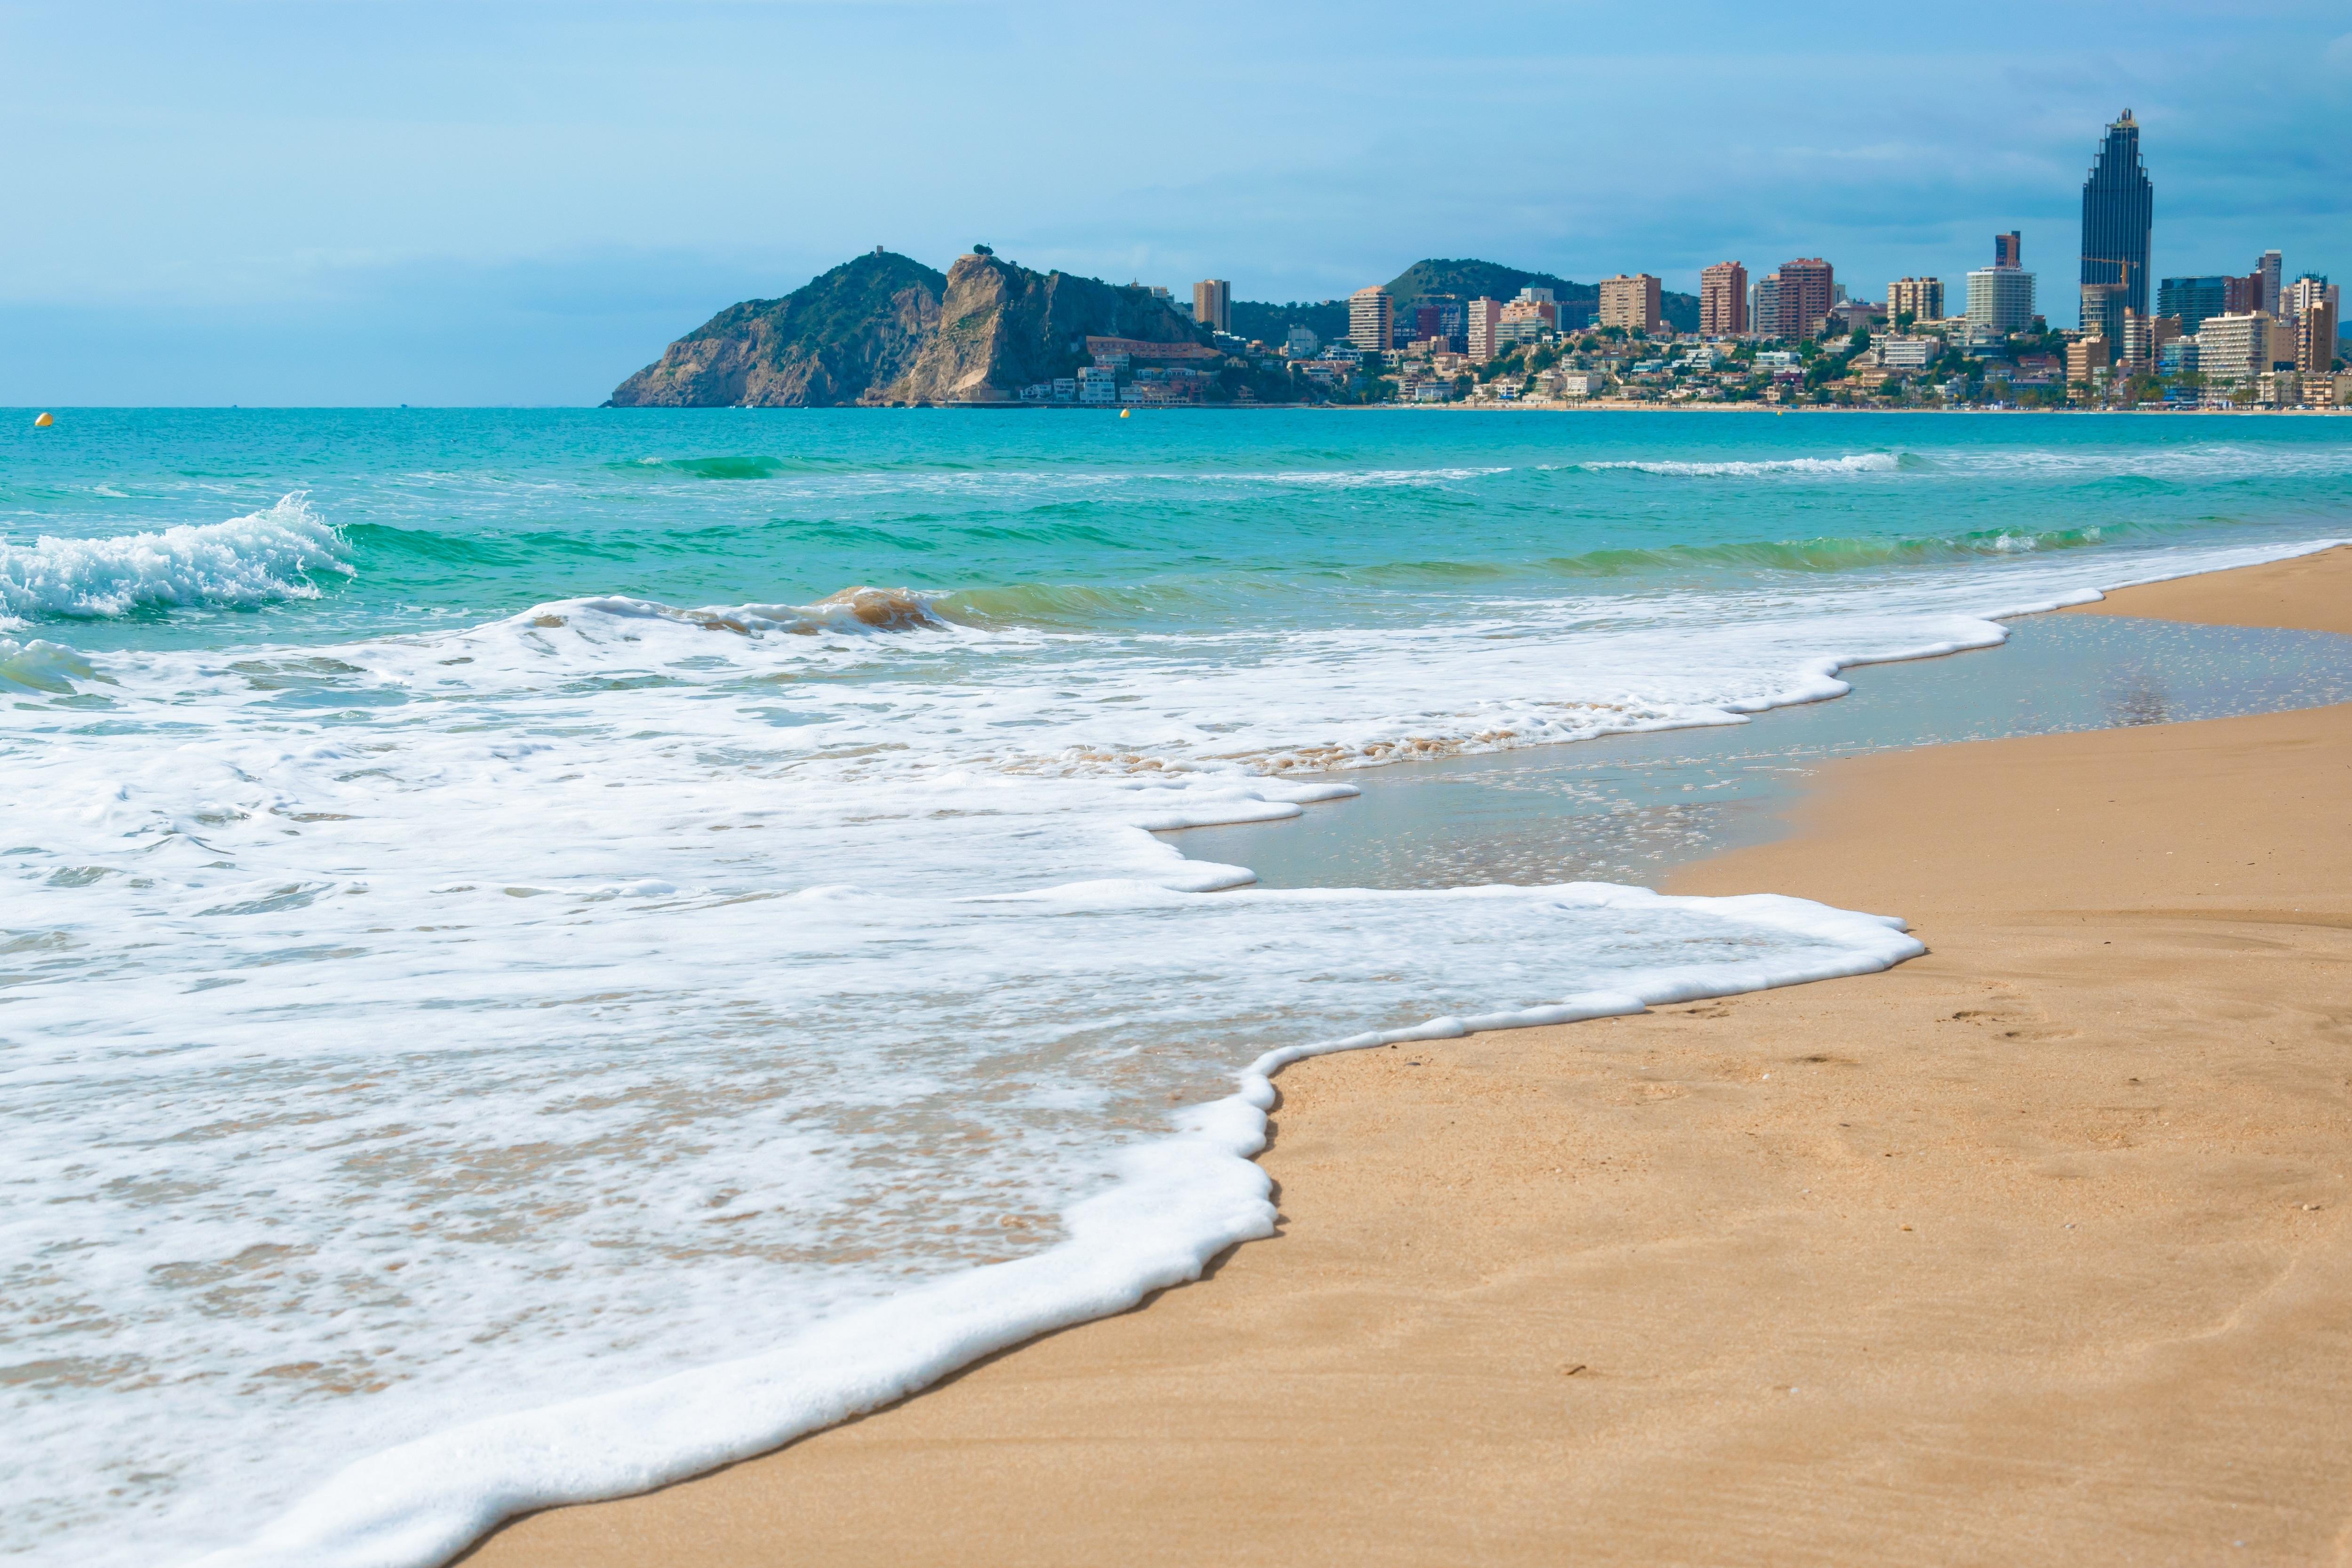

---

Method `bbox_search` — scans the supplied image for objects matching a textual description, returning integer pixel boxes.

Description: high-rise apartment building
[1752,274,1781,340]
[1511,287,1560,329]
[2286,273,2338,322]
[2298,297,2339,376]
[1192,279,1231,334]
[2156,276,2229,337]
[1700,261,1748,336]
[1965,267,2037,337]
[2258,251,2283,316]
[1773,258,1835,339]
[2194,314,2273,387]
[1597,273,1662,332]
[1887,277,1944,324]
[1464,297,1504,361]
[2121,312,2180,372]
[1348,287,1393,353]
[2079,110,2153,326]
[1994,231,2023,269]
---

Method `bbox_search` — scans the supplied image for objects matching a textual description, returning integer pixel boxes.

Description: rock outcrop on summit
[607,251,1206,407]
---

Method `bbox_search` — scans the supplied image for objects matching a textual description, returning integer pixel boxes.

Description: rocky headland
[608,251,1203,407]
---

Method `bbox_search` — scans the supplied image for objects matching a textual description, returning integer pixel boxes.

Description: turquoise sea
[3,409,2347,1568]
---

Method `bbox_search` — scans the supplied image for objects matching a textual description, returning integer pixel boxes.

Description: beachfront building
[2194,312,2285,388]
[2120,311,2180,372]
[2079,109,2153,326]
[1192,279,1231,334]
[1700,262,1748,336]
[2157,276,2229,337]
[1077,366,1119,404]
[1597,273,1662,332]
[1348,287,1393,353]
[1887,276,1943,325]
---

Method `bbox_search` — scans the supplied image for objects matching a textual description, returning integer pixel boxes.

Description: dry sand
[467,547,2352,1568]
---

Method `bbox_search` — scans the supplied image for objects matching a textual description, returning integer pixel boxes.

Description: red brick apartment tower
[1776,257,1836,338]
[1700,262,1748,335]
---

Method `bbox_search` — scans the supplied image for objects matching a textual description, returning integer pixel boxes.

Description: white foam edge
[1713,534,2352,716]
[186,884,1920,1568]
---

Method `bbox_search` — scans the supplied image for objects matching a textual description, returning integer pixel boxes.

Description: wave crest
[0,493,350,627]
[1577,453,1906,478]
[516,586,954,639]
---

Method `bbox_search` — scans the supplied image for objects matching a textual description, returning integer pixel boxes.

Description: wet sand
[466,546,2352,1567]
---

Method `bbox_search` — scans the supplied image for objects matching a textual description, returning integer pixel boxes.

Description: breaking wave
[1575,453,1909,478]
[517,585,955,638]
[0,494,351,628]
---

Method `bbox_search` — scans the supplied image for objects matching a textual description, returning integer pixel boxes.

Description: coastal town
[1023,111,2346,414]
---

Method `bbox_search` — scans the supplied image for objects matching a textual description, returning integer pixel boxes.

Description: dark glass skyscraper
[2080,110,2153,326]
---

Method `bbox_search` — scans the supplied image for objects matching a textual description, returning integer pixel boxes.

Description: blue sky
[4,1,2345,404]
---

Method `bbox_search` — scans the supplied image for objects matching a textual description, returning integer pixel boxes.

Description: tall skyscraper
[1774,258,1835,339]
[1700,262,1748,336]
[1994,232,2022,269]
[1887,277,1944,325]
[1347,287,1393,353]
[2257,251,2283,316]
[2079,110,2153,326]
[1192,279,1231,334]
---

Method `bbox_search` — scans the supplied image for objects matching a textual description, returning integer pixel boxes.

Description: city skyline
[3,0,2345,405]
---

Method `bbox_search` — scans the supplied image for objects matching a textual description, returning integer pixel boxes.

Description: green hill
[1383,259,1596,309]
[1385,258,1701,334]
[1228,298,1351,348]
[608,251,949,406]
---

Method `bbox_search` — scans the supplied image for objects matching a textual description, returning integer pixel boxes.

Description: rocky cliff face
[606,252,946,407]
[882,256,1206,404]
[609,251,1209,408]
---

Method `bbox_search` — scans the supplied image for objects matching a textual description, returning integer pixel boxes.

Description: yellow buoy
[1118,408,1130,419]
[34,412,54,427]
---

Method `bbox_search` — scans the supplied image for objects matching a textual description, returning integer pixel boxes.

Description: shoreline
[464,548,2352,1566]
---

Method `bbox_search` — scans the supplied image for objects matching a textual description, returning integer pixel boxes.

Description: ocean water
[2,409,2347,1568]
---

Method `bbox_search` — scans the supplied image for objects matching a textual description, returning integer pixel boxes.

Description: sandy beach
[465,546,2352,1568]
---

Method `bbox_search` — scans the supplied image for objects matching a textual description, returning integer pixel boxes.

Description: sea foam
[0,493,349,627]
[3,461,2345,1568]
